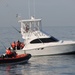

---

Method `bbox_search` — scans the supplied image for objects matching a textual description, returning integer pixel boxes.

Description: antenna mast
[33,0,35,18]
[28,0,36,18]
[28,0,30,18]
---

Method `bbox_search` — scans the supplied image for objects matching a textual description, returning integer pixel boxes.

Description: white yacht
[16,16,75,56]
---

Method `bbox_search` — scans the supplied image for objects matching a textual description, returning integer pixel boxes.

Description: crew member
[20,42,25,49]
[6,47,16,58]
[11,41,16,50]
[16,40,21,50]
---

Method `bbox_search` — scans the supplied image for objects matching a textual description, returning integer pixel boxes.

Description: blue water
[0,26,75,75]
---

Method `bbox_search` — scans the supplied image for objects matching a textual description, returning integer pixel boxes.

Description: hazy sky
[0,0,75,27]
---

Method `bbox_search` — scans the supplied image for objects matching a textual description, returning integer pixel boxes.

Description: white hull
[17,17,75,56]
[16,42,75,56]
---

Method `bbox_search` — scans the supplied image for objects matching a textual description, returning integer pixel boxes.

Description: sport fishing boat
[0,53,31,64]
[16,16,75,56]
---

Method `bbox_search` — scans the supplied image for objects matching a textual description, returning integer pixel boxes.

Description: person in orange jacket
[11,41,16,50]
[6,47,16,58]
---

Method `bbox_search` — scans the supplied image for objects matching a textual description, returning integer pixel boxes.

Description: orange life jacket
[6,49,13,55]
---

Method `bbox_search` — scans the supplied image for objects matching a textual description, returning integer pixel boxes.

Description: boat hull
[0,54,31,64]
[16,43,75,56]
[18,17,75,56]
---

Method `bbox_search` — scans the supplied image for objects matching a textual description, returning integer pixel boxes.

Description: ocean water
[0,26,75,75]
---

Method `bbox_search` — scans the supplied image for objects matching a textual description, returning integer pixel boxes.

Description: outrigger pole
[12,26,21,33]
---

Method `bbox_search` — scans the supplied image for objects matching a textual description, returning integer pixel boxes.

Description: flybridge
[18,16,42,34]
[18,16,41,23]
[18,16,43,40]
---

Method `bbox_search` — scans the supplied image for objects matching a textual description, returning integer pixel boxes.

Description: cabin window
[30,36,59,44]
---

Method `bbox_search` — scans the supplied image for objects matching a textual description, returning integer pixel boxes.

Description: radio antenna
[28,0,36,18]
[33,0,35,18]
[28,0,30,18]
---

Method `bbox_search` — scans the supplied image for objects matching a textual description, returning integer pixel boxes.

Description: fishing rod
[12,26,21,33]
[0,40,6,49]
[6,38,12,46]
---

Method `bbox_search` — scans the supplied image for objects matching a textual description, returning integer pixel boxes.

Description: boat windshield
[30,36,59,44]
[20,18,42,33]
